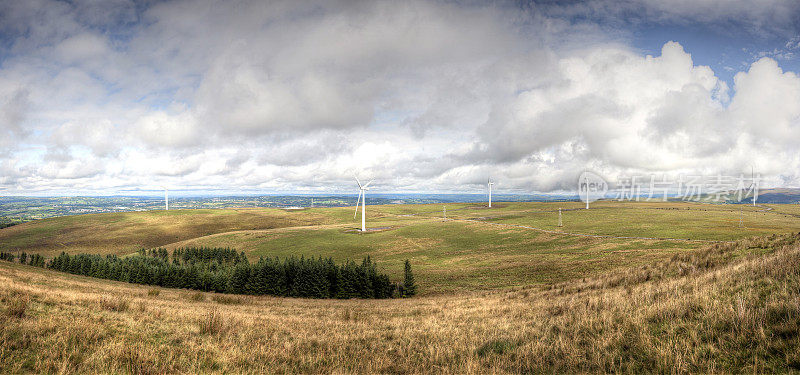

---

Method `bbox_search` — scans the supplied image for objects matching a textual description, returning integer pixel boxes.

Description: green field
[3,200,800,295]
[0,208,344,257]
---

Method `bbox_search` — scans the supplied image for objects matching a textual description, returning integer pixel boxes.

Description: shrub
[188,292,205,302]
[147,289,160,297]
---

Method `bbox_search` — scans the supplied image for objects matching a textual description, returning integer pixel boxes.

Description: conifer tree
[229,262,251,294]
[402,259,417,297]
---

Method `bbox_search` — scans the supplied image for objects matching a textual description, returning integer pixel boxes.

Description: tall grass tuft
[6,295,28,318]
[198,309,226,336]
[100,296,130,312]
[117,344,163,375]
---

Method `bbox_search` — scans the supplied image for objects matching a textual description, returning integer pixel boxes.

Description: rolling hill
[2,230,798,372]
[2,201,800,372]
[3,201,800,294]
[745,188,800,204]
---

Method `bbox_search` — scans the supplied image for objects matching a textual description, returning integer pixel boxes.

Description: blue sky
[1,0,799,196]
[632,25,800,87]
[530,0,800,87]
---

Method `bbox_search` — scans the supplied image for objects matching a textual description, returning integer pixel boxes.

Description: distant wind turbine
[487,177,494,208]
[163,187,169,211]
[558,208,563,227]
[354,177,373,232]
[584,175,590,209]
[751,166,759,207]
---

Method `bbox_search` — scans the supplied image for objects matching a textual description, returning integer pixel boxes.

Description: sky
[0,0,799,196]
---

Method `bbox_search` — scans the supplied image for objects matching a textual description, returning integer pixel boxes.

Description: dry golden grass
[1,233,799,373]
[197,309,229,336]
[3,291,28,319]
[99,295,131,312]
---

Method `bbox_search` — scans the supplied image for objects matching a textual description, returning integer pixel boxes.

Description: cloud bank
[0,0,799,194]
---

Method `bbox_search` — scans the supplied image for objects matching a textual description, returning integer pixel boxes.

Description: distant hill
[0,194,573,222]
[741,188,800,204]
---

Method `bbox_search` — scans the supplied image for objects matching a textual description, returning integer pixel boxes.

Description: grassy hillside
[0,208,344,257]
[745,188,800,204]
[2,232,798,373]
[168,219,694,295]
[393,201,800,241]
[3,201,800,294]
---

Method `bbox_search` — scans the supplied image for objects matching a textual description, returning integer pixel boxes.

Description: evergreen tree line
[0,251,46,267]
[0,222,17,230]
[44,247,417,298]
[139,247,245,265]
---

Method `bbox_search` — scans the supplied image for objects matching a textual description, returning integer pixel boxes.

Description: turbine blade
[363,180,374,188]
[355,176,362,188]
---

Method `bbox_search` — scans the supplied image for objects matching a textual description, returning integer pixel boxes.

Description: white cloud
[0,87,30,149]
[134,109,200,148]
[729,58,800,145]
[0,0,799,194]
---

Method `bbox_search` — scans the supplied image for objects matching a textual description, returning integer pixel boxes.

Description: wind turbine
[162,187,169,211]
[584,175,590,209]
[558,208,563,227]
[487,177,494,208]
[354,177,373,232]
[751,166,759,207]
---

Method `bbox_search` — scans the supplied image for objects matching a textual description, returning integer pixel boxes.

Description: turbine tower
[584,175,590,209]
[354,177,373,232]
[487,177,494,208]
[163,187,169,211]
[751,166,758,207]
